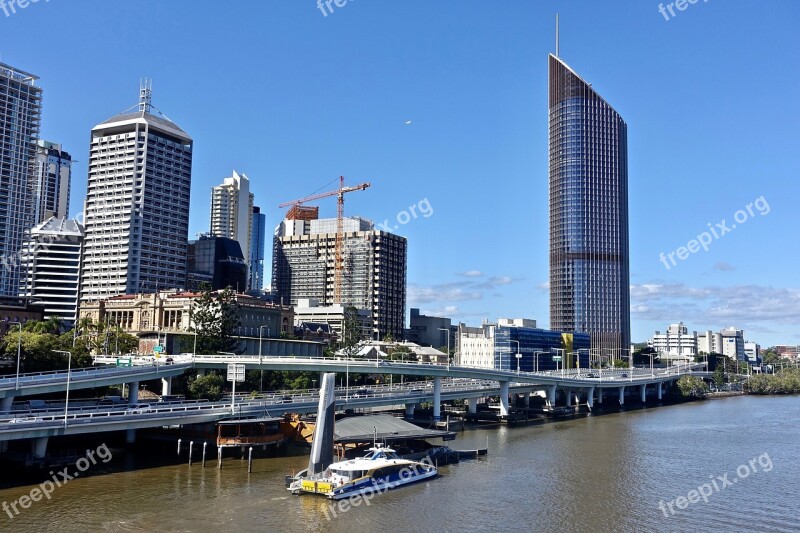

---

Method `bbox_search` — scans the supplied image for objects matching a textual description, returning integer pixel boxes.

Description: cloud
[421,305,460,317]
[474,276,516,289]
[713,262,735,271]
[408,284,483,304]
[458,270,484,278]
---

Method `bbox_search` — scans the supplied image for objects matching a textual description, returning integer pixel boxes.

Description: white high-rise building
[33,140,72,225]
[648,322,698,361]
[697,326,746,361]
[19,216,83,326]
[0,62,42,297]
[78,84,193,304]
[210,170,253,286]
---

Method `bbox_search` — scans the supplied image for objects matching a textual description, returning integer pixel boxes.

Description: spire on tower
[139,78,152,113]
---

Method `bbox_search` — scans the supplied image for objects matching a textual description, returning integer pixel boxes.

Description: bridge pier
[640,384,647,403]
[618,386,625,405]
[499,381,510,416]
[0,441,7,453]
[522,392,530,408]
[586,387,595,411]
[197,368,206,377]
[597,388,603,404]
[546,386,556,409]
[161,377,172,397]
[31,436,48,459]
[467,397,478,414]
[0,396,13,413]
[126,429,137,445]
[433,377,442,421]
[405,403,416,418]
[657,382,663,400]
[565,389,573,407]
[128,382,139,404]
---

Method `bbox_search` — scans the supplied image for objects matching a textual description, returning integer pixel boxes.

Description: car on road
[586,373,598,378]
[8,417,38,424]
[126,403,155,414]
[352,389,374,398]
[274,395,293,404]
[620,373,629,378]
[164,357,175,365]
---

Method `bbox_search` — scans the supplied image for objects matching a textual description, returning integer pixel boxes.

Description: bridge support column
[0,396,13,413]
[523,392,530,408]
[197,368,206,377]
[433,377,442,421]
[640,384,647,403]
[128,382,139,404]
[405,403,416,418]
[126,429,136,445]
[31,436,48,459]
[586,387,595,411]
[467,397,478,414]
[161,377,172,397]
[565,389,573,407]
[499,381,510,416]
[597,388,603,404]
[0,441,7,453]
[618,386,625,405]
[657,382,663,400]
[546,386,557,409]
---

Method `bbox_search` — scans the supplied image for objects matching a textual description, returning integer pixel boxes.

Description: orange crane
[279,176,371,303]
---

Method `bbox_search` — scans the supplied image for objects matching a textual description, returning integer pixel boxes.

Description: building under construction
[272,214,407,340]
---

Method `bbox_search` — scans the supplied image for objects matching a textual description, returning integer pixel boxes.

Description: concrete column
[405,403,416,418]
[565,388,573,407]
[618,386,625,405]
[0,441,8,453]
[586,387,595,411]
[523,392,530,408]
[546,386,557,409]
[0,396,13,413]
[31,436,48,459]
[499,381,510,416]
[126,429,136,444]
[128,382,139,404]
[467,397,478,414]
[597,388,603,404]
[640,384,647,403]
[657,382,663,400]
[161,377,172,397]
[433,377,442,421]
[197,368,206,377]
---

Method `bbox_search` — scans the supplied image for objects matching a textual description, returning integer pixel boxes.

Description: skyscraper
[548,53,630,357]
[0,62,43,297]
[78,83,193,304]
[249,205,266,291]
[210,170,253,286]
[32,140,72,225]
[272,216,407,339]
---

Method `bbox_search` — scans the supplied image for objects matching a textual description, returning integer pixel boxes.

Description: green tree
[0,329,62,373]
[190,286,241,354]
[340,305,363,357]
[675,375,709,400]
[188,372,224,401]
[713,365,725,387]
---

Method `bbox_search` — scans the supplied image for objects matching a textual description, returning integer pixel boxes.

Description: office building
[78,83,193,304]
[0,297,45,339]
[697,327,746,361]
[648,322,698,362]
[0,62,42,297]
[272,215,407,339]
[292,298,372,340]
[32,140,72,225]
[210,171,253,285]
[744,341,760,364]
[548,53,630,356]
[249,205,266,291]
[405,308,455,349]
[186,235,248,291]
[18,216,83,326]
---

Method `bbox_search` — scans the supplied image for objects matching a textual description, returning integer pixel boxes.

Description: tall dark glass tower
[548,53,630,359]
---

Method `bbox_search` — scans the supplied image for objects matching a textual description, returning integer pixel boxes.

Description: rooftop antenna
[139,78,152,113]
[555,13,560,57]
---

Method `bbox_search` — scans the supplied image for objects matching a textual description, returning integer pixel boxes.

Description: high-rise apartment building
[272,216,407,339]
[78,84,193,304]
[249,205,266,291]
[19,216,83,326]
[548,53,630,356]
[32,140,72,225]
[210,170,253,285]
[0,62,43,297]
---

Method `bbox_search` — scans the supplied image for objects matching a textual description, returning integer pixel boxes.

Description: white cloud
[459,270,484,278]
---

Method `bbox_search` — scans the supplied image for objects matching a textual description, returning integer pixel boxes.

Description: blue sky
[2,0,798,346]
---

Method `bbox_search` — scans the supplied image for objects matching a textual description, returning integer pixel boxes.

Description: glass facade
[493,326,590,372]
[548,54,631,355]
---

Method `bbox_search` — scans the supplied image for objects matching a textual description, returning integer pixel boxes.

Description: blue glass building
[493,326,590,372]
[249,205,266,291]
[548,53,631,358]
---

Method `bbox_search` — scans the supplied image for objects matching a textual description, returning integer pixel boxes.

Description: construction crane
[279,176,371,303]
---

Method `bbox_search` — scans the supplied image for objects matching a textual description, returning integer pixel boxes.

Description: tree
[340,306,362,357]
[190,286,241,354]
[0,329,62,373]
[675,375,709,400]
[188,372,224,401]
[713,365,725,387]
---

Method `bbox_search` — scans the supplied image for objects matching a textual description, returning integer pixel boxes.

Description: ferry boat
[289,444,438,500]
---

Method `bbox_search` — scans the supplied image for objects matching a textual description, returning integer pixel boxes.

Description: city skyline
[1,1,797,345]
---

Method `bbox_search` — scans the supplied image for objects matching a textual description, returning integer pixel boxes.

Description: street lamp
[53,350,72,427]
[534,351,548,373]
[511,340,521,375]
[5,321,22,390]
[552,348,565,377]
[438,328,450,371]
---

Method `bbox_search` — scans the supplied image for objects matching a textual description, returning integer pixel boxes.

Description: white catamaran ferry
[290,444,437,500]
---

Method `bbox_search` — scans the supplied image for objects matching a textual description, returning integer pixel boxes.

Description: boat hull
[328,468,438,500]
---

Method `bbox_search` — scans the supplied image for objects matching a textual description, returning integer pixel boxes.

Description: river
[1,396,798,532]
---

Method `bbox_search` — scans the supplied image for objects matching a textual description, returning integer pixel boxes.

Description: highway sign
[227,363,245,383]
[552,356,562,362]
[153,345,165,354]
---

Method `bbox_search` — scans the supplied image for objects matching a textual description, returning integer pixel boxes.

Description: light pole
[511,340,521,375]
[438,328,450,371]
[6,321,22,390]
[552,348,565,377]
[259,325,270,392]
[54,351,72,427]
[535,351,547,373]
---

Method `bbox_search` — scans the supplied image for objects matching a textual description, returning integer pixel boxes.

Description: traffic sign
[552,356,562,362]
[227,363,245,383]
